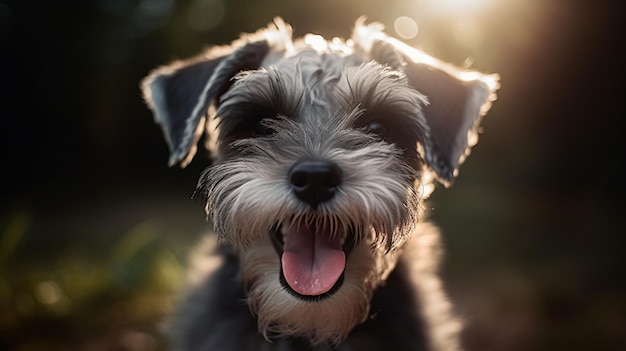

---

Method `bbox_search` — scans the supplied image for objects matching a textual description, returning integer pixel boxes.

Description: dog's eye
[364,122,386,136]
[253,118,276,136]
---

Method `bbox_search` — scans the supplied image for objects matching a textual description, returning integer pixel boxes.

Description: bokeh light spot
[36,281,62,305]
[394,16,419,40]
[35,281,73,316]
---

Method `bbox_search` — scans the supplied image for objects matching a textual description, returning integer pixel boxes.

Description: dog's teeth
[280,223,289,239]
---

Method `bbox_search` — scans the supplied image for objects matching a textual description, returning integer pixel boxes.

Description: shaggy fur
[141,18,498,351]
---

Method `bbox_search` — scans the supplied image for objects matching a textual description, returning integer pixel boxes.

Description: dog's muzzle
[267,160,355,299]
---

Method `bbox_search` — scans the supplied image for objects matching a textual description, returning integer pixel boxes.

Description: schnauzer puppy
[141,18,498,351]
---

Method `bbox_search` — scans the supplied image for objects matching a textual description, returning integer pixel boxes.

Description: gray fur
[141,17,499,351]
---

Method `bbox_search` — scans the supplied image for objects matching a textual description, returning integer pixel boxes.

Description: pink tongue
[281,222,346,296]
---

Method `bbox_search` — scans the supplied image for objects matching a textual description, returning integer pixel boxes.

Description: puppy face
[141,17,498,345]
[204,60,425,249]
[199,61,424,344]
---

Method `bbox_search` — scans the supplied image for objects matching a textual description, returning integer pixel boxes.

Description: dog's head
[142,18,498,345]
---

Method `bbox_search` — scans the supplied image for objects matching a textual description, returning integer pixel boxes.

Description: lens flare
[394,16,419,40]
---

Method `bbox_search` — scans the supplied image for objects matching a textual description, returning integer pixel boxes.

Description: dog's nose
[289,161,342,209]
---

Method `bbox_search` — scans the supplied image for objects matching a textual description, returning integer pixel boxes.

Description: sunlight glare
[419,0,493,17]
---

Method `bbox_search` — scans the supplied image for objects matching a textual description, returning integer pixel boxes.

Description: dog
[141,17,498,351]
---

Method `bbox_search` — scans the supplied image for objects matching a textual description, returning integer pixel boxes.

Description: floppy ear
[402,56,499,185]
[141,18,292,167]
[352,19,499,186]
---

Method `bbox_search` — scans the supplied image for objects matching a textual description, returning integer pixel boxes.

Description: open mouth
[270,219,356,300]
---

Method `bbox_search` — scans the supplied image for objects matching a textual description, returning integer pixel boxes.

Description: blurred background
[1,0,624,350]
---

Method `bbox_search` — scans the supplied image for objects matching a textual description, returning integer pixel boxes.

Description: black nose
[289,161,342,209]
